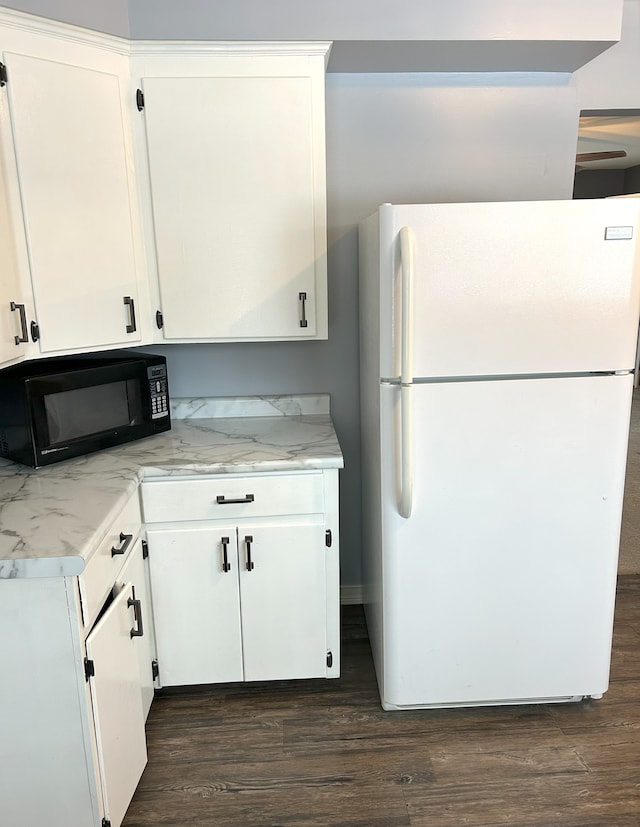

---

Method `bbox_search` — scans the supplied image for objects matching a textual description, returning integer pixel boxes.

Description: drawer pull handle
[111,532,133,557]
[128,588,144,638]
[221,536,231,572]
[216,494,255,505]
[245,535,255,571]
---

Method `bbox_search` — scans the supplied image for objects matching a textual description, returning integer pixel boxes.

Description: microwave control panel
[148,364,169,419]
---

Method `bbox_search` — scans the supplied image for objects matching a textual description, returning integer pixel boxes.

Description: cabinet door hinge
[152,659,159,681]
[84,657,95,681]
[0,62,7,87]
[155,309,164,329]
[325,529,332,547]
[326,651,333,668]
[142,539,149,559]
[30,320,39,342]
[102,819,112,827]
[136,88,144,111]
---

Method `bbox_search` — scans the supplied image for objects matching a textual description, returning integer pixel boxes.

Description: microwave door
[42,382,135,446]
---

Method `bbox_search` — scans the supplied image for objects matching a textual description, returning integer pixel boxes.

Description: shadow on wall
[573,164,640,198]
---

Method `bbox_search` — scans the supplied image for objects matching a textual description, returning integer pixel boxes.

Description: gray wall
[126,0,620,73]
[127,0,617,41]
[0,0,128,35]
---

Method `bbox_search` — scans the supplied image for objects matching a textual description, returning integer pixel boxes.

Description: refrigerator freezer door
[376,198,640,379]
[375,374,632,709]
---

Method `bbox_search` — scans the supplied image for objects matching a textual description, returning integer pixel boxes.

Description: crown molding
[0,9,332,65]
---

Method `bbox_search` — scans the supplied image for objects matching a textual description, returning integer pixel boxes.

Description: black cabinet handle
[299,291,308,328]
[111,532,133,557]
[245,535,254,571]
[221,536,231,572]
[216,494,255,505]
[128,588,144,638]
[10,301,28,345]
[123,296,137,333]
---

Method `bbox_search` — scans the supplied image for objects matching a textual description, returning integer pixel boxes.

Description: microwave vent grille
[0,429,8,456]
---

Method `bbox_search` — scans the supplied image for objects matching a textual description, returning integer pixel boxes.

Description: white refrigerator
[359,197,640,710]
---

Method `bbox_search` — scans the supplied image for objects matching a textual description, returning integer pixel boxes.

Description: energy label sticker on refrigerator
[605,226,634,240]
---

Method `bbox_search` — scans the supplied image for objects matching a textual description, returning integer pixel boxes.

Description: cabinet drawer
[79,492,142,631]
[141,473,324,523]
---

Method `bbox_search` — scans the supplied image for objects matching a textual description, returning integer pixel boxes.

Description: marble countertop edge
[0,399,343,578]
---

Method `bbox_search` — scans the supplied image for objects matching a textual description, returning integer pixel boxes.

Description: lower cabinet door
[116,539,157,719]
[147,525,244,685]
[239,521,327,681]
[85,583,147,827]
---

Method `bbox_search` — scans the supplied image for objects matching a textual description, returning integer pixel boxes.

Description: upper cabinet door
[0,74,33,370]
[4,51,142,354]
[0,146,28,369]
[137,48,328,341]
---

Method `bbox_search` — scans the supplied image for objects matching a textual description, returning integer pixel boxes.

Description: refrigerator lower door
[374,374,632,709]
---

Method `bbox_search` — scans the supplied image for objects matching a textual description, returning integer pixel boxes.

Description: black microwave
[0,352,170,468]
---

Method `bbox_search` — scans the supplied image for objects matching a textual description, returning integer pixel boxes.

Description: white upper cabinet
[0,11,148,358]
[0,61,33,370]
[3,49,143,353]
[0,126,29,369]
[133,45,329,342]
[0,11,331,359]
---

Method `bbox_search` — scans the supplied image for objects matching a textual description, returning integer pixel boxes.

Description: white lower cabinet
[85,581,147,827]
[147,523,244,685]
[116,538,158,719]
[0,469,339,825]
[0,491,150,827]
[239,522,327,682]
[142,470,340,687]
[147,520,327,686]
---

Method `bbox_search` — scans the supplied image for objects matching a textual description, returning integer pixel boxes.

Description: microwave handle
[123,296,137,334]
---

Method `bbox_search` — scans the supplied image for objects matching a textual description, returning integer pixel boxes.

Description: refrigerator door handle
[399,226,415,518]
[399,383,414,518]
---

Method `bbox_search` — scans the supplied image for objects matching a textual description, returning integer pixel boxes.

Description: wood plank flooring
[122,576,640,827]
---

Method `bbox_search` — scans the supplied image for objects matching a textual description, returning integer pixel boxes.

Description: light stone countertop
[0,395,343,579]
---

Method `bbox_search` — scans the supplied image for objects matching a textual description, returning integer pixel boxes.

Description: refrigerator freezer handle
[399,226,415,384]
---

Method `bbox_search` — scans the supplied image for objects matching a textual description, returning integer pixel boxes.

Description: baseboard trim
[340,584,364,605]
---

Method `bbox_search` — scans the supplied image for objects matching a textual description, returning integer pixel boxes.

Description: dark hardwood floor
[122,576,640,827]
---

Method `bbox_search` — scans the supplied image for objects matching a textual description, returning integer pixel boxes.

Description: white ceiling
[576,112,640,170]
